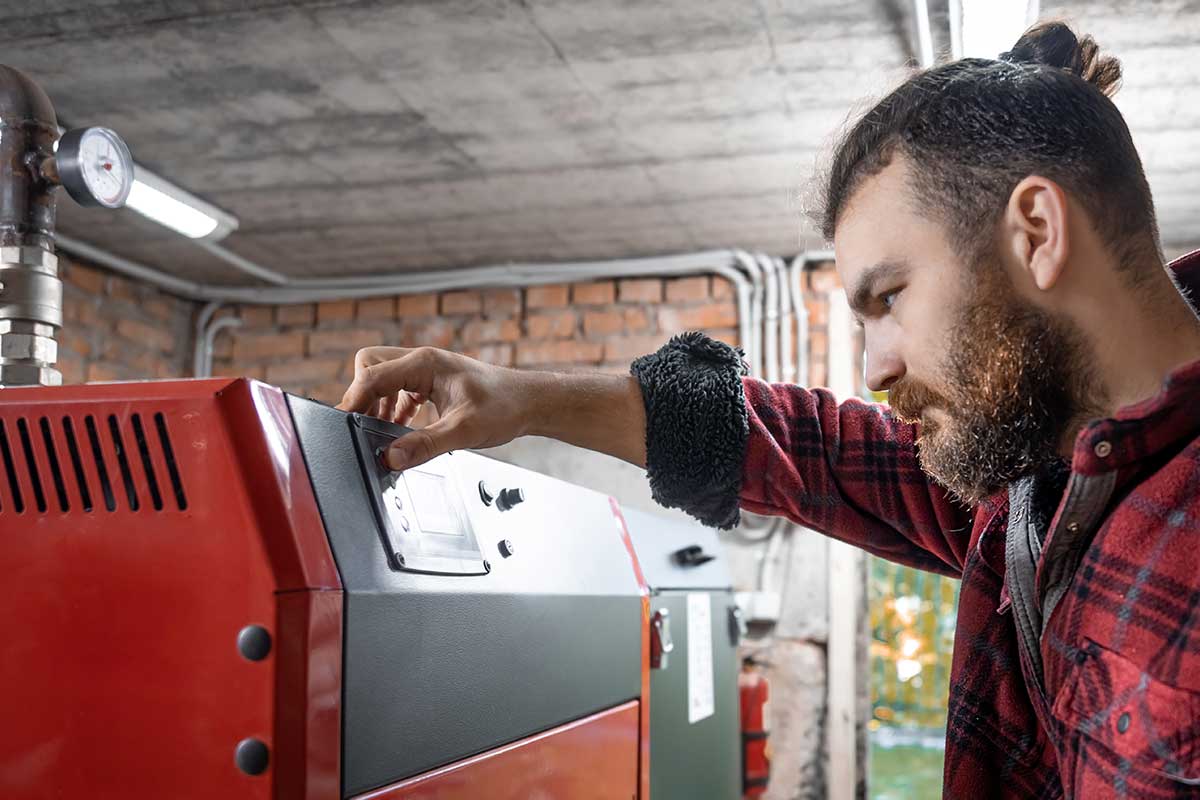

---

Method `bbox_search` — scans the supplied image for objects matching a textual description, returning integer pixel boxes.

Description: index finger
[337,348,437,413]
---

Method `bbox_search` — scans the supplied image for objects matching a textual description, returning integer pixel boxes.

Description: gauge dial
[56,127,134,209]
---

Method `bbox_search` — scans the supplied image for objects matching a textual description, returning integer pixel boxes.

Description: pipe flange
[0,246,57,273]
[0,330,56,362]
[0,362,61,387]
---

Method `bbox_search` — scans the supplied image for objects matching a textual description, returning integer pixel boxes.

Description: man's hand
[337,346,648,471]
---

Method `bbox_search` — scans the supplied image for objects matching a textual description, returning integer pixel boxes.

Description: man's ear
[1002,175,1070,292]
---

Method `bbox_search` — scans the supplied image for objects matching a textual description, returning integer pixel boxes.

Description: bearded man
[337,22,1200,799]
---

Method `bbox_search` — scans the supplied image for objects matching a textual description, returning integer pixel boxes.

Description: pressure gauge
[55,127,134,209]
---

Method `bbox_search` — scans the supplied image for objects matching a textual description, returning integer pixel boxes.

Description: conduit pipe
[758,253,780,383]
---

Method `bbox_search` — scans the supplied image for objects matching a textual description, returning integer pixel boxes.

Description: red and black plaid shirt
[738,254,1200,799]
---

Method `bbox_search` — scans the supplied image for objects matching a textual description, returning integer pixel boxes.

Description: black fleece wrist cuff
[629,331,749,530]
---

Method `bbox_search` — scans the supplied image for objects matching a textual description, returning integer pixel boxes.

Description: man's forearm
[522,372,647,468]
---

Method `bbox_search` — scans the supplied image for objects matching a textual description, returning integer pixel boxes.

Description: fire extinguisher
[739,658,770,798]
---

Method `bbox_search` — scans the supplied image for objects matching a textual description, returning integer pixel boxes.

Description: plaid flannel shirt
[732,253,1200,799]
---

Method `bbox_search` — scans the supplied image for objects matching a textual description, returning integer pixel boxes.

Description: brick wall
[52,256,840,404]
[212,274,752,404]
[57,256,196,384]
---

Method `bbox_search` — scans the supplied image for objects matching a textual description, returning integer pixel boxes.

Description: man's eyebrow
[848,260,909,316]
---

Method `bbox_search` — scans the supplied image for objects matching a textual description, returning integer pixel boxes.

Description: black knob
[496,487,525,512]
[478,480,495,506]
[673,544,715,567]
[499,539,515,558]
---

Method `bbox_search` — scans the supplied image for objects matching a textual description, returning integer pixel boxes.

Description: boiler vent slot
[0,411,188,514]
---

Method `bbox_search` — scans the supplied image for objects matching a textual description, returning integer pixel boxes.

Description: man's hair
[819,22,1161,275]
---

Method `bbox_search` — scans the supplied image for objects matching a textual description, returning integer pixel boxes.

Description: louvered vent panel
[0,411,188,515]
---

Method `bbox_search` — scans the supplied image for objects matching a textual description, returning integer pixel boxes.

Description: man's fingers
[338,349,434,413]
[379,393,397,422]
[385,413,473,471]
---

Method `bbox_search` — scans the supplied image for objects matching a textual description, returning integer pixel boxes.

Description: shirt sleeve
[630,333,972,576]
[739,377,972,576]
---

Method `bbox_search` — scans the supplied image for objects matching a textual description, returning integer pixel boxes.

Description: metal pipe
[192,301,222,377]
[914,0,936,68]
[758,253,780,383]
[778,256,795,384]
[0,66,63,387]
[196,315,242,379]
[731,251,764,377]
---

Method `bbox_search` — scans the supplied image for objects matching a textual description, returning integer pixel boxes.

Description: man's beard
[888,277,1104,506]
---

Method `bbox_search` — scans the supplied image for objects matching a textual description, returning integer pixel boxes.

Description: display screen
[405,469,462,538]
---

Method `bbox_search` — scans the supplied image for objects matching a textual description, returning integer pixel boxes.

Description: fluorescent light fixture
[959,0,1039,59]
[55,124,239,241]
[127,164,239,242]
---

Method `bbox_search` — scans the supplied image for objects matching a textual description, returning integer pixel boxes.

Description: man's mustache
[887,378,950,424]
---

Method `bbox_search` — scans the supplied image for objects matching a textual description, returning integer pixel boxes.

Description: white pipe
[914,0,936,68]
[948,0,964,60]
[731,251,764,377]
[758,253,780,383]
[192,301,223,377]
[778,256,794,384]
[196,316,242,378]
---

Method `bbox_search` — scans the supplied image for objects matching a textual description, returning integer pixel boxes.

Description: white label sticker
[687,592,715,724]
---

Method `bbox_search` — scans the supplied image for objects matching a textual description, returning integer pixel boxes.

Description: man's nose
[865,346,905,394]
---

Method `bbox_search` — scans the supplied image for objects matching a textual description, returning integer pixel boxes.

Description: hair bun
[1001,21,1122,96]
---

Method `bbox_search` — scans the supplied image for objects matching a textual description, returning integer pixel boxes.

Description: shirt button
[1066,521,1080,533]
[1117,712,1131,733]
[1094,440,1113,458]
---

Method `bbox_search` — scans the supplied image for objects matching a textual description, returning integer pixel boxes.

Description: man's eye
[880,289,901,310]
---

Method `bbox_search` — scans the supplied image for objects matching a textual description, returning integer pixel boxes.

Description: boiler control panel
[349,412,491,576]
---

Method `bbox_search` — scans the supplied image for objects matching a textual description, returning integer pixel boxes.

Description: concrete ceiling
[2,0,1198,285]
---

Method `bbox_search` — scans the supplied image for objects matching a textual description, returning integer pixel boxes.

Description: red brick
[397,293,439,317]
[240,305,275,327]
[277,303,316,327]
[233,331,307,361]
[115,318,174,353]
[144,297,177,322]
[483,289,521,318]
[712,277,736,300]
[657,303,738,333]
[803,298,829,326]
[603,334,670,362]
[462,318,521,345]
[665,276,710,303]
[308,327,386,355]
[307,382,349,406]
[525,310,577,340]
[527,284,569,308]
[703,328,740,348]
[809,268,842,293]
[265,357,345,387]
[515,340,604,367]
[317,300,355,325]
[108,276,137,302]
[58,352,85,385]
[465,343,515,366]
[211,329,235,360]
[809,330,829,359]
[403,319,457,349]
[64,261,107,294]
[441,290,483,315]
[623,307,652,332]
[87,361,134,383]
[809,362,828,388]
[357,297,396,320]
[572,281,615,306]
[583,309,625,337]
[618,278,663,304]
[58,330,93,359]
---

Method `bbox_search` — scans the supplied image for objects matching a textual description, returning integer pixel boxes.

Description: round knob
[478,480,495,506]
[499,539,515,558]
[496,487,525,512]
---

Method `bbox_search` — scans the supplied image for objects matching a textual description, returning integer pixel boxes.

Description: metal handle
[729,605,748,646]
[650,607,674,670]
